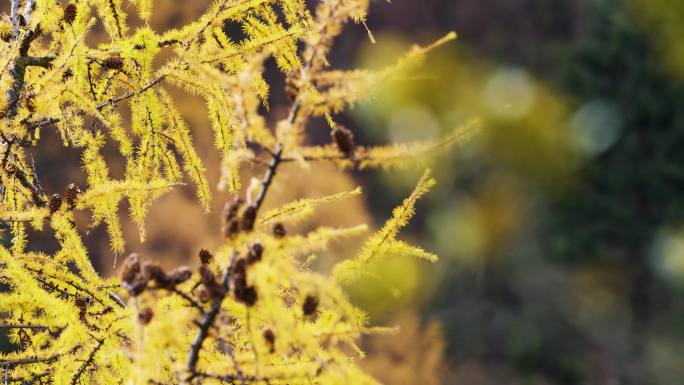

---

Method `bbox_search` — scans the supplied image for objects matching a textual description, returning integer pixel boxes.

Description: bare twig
[22,0,36,26]
[108,291,127,308]
[0,324,49,330]
[6,27,55,119]
[158,287,206,315]
[253,144,282,211]
[12,165,45,206]
[1,370,51,383]
[26,74,168,130]
[185,251,237,382]
[70,339,104,385]
[9,0,20,36]
[0,344,80,367]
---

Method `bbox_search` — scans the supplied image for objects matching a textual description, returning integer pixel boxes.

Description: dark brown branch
[250,78,307,213]
[193,371,260,383]
[158,39,181,48]
[6,27,54,119]
[27,267,123,308]
[0,324,49,330]
[0,344,80,367]
[253,144,282,211]
[155,286,205,315]
[34,275,78,299]
[26,74,168,130]
[2,25,53,207]
[107,0,123,38]
[70,339,104,385]
[185,252,236,382]
[3,370,51,384]
[12,165,46,206]
[99,75,167,109]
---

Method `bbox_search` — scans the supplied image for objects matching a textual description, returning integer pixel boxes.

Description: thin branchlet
[185,251,236,381]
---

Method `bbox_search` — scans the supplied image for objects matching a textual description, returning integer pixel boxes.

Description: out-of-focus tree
[361,311,446,385]
[347,0,684,384]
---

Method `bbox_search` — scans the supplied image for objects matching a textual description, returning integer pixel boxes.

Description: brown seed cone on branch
[246,243,264,264]
[64,183,82,207]
[263,328,276,353]
[102,56,124,70]
[48,194,62,214]
[331,125,355,157]
[241,205,257,231]
[168,266,192,285]
[120,253,149,296]
[302,294,319,316]
[62,4,77,25]
[272,222,286,238]
[198,249,213,265]
[138,307,154,325]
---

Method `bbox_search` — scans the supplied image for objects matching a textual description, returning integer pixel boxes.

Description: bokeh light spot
[482,67,537,120]
[570,99,623,157]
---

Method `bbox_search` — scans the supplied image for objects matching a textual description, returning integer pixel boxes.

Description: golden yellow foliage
[0,0,478,383]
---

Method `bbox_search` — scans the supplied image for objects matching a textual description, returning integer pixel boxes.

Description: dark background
[349,0,684,384]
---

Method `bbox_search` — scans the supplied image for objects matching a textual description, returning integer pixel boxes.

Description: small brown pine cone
[331,126,355,157]
[223,218,239,238]
[102,56,124,71]
[198,249,213,265]
[222,197,243,222]
[74,295,89,310]
[142,262,169,286]
[120,254,149,296]
[232,258,247,279]
[197,286,212,303]
[128,277,148,296]
[138,307,154,325]
[302,294,319,316]
[240,205,257,231]
[199,265,217,287]
[262,328,276,353]
[235,285,257,307]
[64,183,82,207]
[75,296,89,321]
[246,243,264,264]
[199,265,223,297]
[272,223,286,238]
[168,266,192,285]
[119,253,141,285]
[62,68,73,81]
[48,194,62,214]
[231,258,256,306]
[62,3,77,25]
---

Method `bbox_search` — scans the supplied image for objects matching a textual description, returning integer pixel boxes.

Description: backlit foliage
[0,0,477,383]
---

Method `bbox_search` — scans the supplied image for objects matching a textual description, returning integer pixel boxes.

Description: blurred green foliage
[350,0,684,383]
